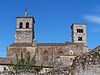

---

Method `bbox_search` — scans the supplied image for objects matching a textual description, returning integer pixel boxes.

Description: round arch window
[69,50,73,55]
[58,51,64,56]
[19,22,23,28]
[26,22,29,28]
[43,51,49,61]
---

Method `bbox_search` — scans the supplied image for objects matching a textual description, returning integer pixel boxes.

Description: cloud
[84,15,100,24]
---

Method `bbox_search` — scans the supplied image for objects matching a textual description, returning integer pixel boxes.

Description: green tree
[13,52,43,74]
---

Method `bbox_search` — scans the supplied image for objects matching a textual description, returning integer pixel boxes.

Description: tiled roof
[90,45,100,53]
[93,45,100,50]
[0,57,13,65]
[9,42,84,47]
[37,42,84,46]
[9,43,33,47]
[37,43,67,46]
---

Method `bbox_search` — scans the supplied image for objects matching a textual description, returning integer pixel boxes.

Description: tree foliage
[13,52,43,74]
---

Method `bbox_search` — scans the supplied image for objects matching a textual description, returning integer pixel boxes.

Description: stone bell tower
[71,23,87,46]
[14,10,35,43]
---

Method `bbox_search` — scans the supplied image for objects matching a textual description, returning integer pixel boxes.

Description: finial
[24,9,28,16]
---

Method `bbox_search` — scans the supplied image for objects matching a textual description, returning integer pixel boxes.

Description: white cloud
[84,15,100,24]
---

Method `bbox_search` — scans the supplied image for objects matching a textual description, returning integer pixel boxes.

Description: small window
[19,22,23,28]
[77,29,79,33]
[43,51,49,61]
[69,50,73,55]
[26,22,29,28]
[70,58,73,62]
[57,57,61,62]
[80,29,83,33]
[78,37,82,41]
[58,51,63,56]
[77,29,83,33]
[4,67,6,71]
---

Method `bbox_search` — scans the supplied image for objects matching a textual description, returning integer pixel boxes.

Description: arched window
[78,37,82,41]
[43,51,49,61]
[70,58,73,62]
[58,51,64,56]
[77,29,83,33]
[4,67,6,71]
[69,50,73,55]
[26,22,29,28]
[69,58,73,65]
[19,22,23,28]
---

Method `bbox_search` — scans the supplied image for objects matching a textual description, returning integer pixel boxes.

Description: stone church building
[6,11,88,67]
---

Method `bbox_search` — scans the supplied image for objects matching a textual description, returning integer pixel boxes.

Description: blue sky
[0,0,100,57]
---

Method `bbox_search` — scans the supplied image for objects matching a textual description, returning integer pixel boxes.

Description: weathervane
[24,9,28,16]
[24,0,29,16]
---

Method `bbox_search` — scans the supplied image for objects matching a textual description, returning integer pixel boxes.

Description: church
[0,10,88,70]
[7,10,88,66]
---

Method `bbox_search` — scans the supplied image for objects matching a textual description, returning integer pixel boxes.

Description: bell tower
[14,10,35,43]
[71,23,87,46]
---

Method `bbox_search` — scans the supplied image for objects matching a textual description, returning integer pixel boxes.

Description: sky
[0,0,100,57]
